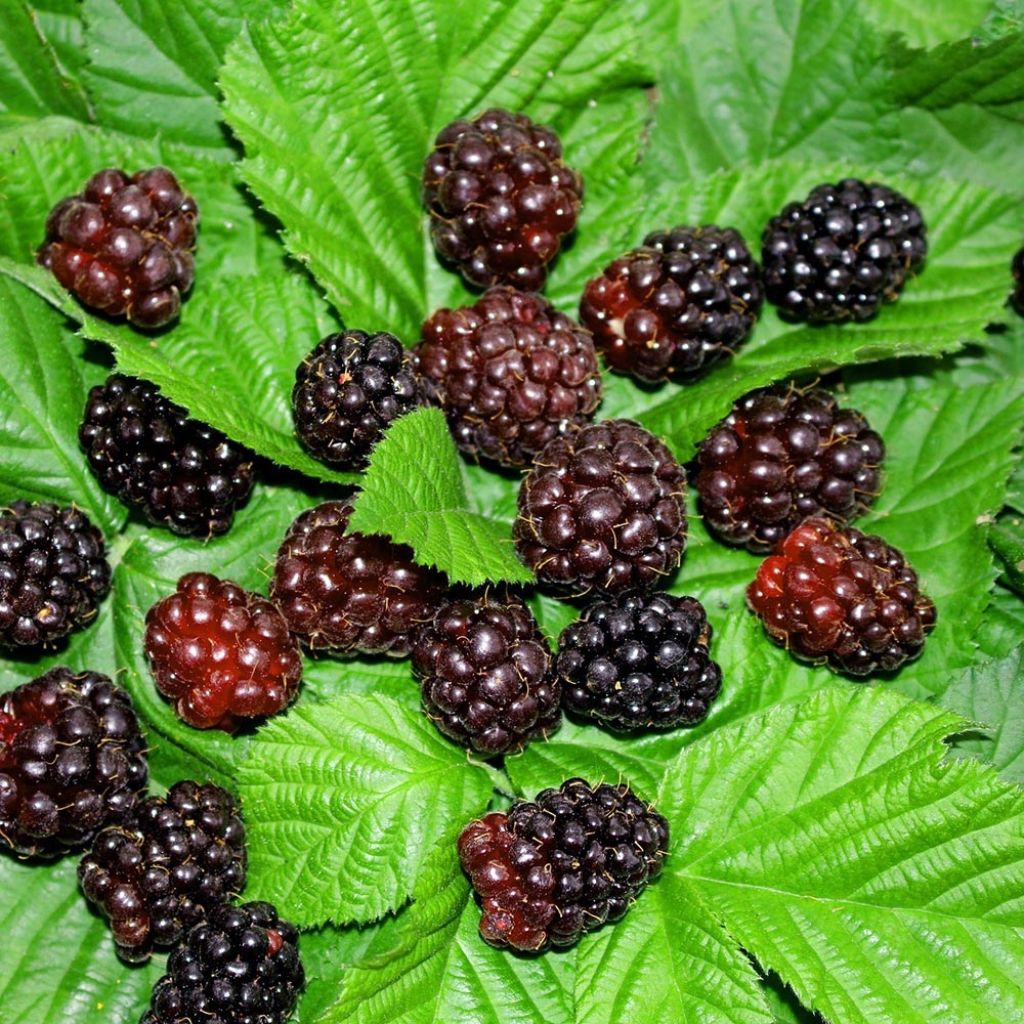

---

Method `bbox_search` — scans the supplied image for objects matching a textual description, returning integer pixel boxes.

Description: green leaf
[0,0,92,126]
[236,694,492,926]
[861,0,989,47]
[990,512,1024,594]
[348,408,533,586]
[659,687,1024,1024]
[81,0,281,152]
[0,275,126,534]
[32,0,90,87]
[220,0,650,340]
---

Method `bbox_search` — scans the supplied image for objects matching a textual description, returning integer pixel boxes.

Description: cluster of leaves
[1,0,1024,1022]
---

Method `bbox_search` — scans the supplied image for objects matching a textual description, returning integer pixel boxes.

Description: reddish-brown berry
[415,286,602,467]
[747,517,936,675]
[144,573,302,731]
[270,501,448,657]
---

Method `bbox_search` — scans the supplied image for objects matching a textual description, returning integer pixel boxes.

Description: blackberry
[144,573,302,732]
[696,384,885,552]
[1012,246,1024,316]
[37,166,197,328]
[557,592,721,731]
[761,178,927,322]
[580,225,763,383]
[411,592,560,755]
[0,668,147,857]
[292,330,423,471]
[271,501,447,656]
[140,901,303,1024]
[514,419,687,594]
[423,108,582,290]
[79,781,246,962]
[457,778,668,950]
[415,286,603,467]
[80,375,255,536]
[747,517,936,675]
[0,500,111,649]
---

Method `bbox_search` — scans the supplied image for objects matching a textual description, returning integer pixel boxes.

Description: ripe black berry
[79,781,246,962]
[580,225,763,382]
[761,178,927,322]
[423,108,582,290]
[458,778,668,950]
[415,286,602,467]
[557,592,721,731]
[140,901,304,1024]
[292,330,423,470]
[144,573,303,731]
[80,375,254,536]
[411,592,560,755]
[696,385,885,552]
[514,419,687,594]
[0,500,111,649]
[271,501,448,657]
[0,668,147,857]
[37,166,197,328]
[747,517,936,675]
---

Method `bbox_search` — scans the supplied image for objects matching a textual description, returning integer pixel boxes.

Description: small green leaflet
[349,408,534,586]
[237,694,492,926]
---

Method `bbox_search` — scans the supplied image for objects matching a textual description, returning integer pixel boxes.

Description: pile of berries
[11,96,954,1020]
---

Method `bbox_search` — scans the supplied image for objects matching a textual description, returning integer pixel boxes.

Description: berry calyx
[144,573,303,731]
[747,517,937,675]
[423,108,582,290]
[37,166,197,328]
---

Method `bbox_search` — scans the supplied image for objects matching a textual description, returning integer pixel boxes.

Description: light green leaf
[220,0,649,340]
[237,694,492,926]
[659,688,1024,1024]
[861,0,989,47]
[348,407,534,586]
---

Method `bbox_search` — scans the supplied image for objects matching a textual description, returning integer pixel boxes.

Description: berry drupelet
[80,375,255,537]
[271,501,447,657]
[423,108,582,290]
[580,225,763,383]
[557,591,721,731]
[0,668,147,857]
[37,166,197,328]
[415,286,603,468]
[292,330,423,471]
[696,384,885,552]
[144,573,302,731]
[0,500,111,649]
[514,419,688,594]
[411,592,560,755]
[140,901,304,1024]
[761,178,927,323]
[747,517,936,675]
[79,781,246,962]
[458,778,668,950]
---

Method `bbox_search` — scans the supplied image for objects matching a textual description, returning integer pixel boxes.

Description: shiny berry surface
[423,108,582,290]
[747,517,937,675]
[144,573,302,731]
[415,286,602,467]
[293,330,423,470]
[37,165,198,328]
[270,501,448,656]
[457,779,668,950]
[79,781,246,962]
[557,591,721,731]
[411,593,560,755]
[761,178,927,322]
[580,225,763,382]
[696,385,885,552]
[514,419,687,594]
[140,901,303,1024]
[80,374,255,537]
[0,500,111,649]
[0,667,147,857]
